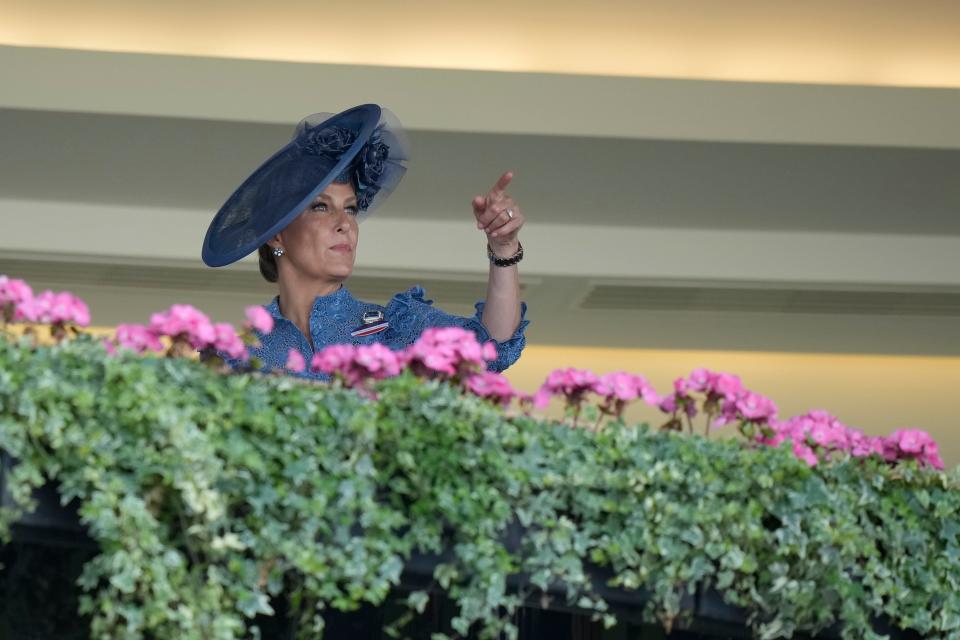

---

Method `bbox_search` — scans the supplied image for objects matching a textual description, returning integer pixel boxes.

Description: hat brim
[202,104,384,268]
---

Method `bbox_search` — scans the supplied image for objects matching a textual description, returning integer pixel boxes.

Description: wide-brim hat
[202,103,409,267]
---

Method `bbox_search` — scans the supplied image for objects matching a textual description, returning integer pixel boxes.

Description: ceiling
[2,0,960,87]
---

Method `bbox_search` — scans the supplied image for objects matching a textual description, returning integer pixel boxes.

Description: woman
[202,104,527,376]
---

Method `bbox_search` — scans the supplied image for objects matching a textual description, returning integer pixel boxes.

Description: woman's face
[274,182,359,283]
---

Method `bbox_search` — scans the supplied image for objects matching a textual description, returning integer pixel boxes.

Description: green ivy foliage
[0,336,958,639]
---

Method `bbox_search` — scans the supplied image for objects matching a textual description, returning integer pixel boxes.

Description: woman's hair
[258,244,278,283]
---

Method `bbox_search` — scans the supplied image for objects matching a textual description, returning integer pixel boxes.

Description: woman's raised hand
[472,171,524,256]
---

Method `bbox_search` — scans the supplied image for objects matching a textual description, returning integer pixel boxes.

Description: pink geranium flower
[593,372,645,402]
[661,369,747,428]
[212,322,249,361]
[804,411,850,450]
[12,296,47,322]
[531,387,552,410]
[114,323,164,354]
[792,441,820,467]
[244,305,274,335]
[311,344,357,375]
[755,411,942,469]
[892,428,924,454]
[542,368,599,397]
[591,371,660,418]
[921,441,946,470]
[760,411,848,465]
[308,343,405,386]
[756,428,787,449]
[659,369,743,421]
[351,343,405,381]
[11,290,90,327]
[685,368,712,392]
[734,391,778,423]
[47,292,91,327]
[886,428,944,470]
[149,304,216,349]
[0,276,34,321]
[848,431,885,459]
[535,367,600,421]
[658,394,678,413]
[406,326,495,379]
[285,348,306,373]
[712,373,743,399]
[465,371,517,406]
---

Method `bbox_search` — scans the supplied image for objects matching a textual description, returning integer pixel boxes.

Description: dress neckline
[265,285,354,322]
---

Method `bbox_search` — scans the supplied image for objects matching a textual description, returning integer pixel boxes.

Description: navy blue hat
[202,104,409,267]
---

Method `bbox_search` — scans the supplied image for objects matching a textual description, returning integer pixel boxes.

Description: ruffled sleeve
[385,286,529,372]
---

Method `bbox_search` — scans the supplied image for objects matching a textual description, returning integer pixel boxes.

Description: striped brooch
[350,309,390,337]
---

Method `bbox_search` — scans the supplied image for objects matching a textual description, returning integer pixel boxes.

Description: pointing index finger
[487,171,514,201]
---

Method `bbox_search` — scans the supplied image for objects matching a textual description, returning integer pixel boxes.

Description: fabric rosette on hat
[202,104,410,267]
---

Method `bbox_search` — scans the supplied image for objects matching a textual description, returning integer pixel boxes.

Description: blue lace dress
[244,285,528,380]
